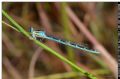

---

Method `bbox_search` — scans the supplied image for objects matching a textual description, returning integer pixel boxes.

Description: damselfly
[29,27,99,54]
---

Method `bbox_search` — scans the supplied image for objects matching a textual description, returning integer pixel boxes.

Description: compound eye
[29,27,34,33]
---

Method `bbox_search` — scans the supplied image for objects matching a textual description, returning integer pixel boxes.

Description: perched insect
[29,27,99,54]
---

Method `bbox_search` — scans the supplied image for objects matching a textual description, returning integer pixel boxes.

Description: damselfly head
[29,27,36,39]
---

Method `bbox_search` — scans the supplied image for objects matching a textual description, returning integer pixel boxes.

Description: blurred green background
[2,2,117,79]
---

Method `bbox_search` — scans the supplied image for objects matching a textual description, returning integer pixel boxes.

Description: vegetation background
[2,2,117,79]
